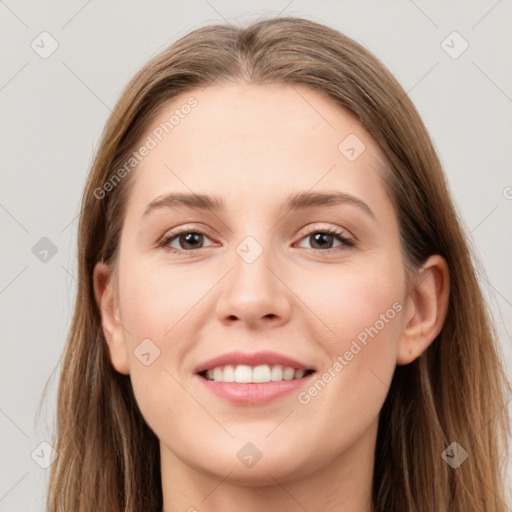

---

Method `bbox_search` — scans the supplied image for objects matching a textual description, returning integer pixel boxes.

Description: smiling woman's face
[95,82,421,491]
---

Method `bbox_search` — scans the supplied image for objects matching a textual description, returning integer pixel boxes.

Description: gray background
[1,1,511,510]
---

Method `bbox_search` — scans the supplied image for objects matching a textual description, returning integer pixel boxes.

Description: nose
[215,244,292,329]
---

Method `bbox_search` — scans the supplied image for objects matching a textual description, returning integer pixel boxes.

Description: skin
[94,83,449,512]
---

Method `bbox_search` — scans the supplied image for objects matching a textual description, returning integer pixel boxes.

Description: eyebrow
[142,190,375,219]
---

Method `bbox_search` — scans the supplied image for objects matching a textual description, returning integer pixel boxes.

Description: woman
[46,16,511,512]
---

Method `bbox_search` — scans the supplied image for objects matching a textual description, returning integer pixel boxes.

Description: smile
[194,350,317,404]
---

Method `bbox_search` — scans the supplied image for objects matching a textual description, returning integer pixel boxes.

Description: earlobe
[93,262,130,375]
[396,255,450,366]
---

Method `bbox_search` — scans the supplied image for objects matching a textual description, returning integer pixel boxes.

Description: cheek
[294,260,404,411]
[118,258,212,343]
[298,257,404,351]
[116,259,207,405]
[116,259,203,437]
[326,279,403,357]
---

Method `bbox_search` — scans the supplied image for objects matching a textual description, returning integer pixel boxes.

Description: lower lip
[197,374,314,405]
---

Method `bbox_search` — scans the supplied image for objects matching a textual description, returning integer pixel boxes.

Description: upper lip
[194,350,316,374]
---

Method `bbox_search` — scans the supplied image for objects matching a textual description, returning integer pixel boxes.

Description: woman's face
[99,83,414,485]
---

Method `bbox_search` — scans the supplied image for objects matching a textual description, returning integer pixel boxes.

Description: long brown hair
[45,16,511,511]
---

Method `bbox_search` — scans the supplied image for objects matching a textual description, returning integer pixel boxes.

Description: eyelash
[158,226,356,255]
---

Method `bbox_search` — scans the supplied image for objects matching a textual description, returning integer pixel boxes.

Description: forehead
[125,82,390,215]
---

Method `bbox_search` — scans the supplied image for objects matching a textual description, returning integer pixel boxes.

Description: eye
[295,227,355,252]
[159,228,217,253]
[158,226,355,254]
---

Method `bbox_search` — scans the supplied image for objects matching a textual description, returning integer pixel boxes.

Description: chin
[185,439,320,487]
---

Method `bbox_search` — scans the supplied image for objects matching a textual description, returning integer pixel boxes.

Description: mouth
[194,351,317,405]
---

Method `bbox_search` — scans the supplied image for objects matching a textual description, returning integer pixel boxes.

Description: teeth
[271,365,283,381]
[235,364,253,383]
[204,364,310,383]
[294,369,305,379]
[252,364,271,383]
[224,365,235,382]
[283,367,295,380]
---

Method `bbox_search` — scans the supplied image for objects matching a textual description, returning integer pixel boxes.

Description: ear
[93,262,130,375]
[397,255,450,365]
